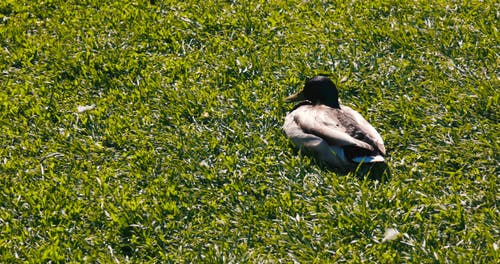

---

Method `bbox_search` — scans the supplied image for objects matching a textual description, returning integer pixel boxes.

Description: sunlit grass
[0,0,498,262]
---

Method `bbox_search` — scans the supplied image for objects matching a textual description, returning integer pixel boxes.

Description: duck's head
[285,76,340,108]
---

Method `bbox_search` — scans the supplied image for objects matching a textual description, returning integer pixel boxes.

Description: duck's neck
[320,100,340,109]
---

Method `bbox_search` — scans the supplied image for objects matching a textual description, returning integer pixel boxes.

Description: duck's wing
[339,106,386,155]
[283,108,351,167]
[288,105,376,152]
[283,107,325,148]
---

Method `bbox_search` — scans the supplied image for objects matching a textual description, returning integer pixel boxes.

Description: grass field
[1,0,498,262]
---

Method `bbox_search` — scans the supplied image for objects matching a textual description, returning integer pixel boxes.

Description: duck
[283,75,386,170]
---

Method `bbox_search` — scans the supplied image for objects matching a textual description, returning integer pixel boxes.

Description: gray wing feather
[340,106,386,155]
[289,106,377,151]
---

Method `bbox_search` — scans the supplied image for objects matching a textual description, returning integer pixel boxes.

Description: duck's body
[283,76,386,169]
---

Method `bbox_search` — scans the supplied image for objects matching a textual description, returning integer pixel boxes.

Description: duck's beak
[284,91,305,102]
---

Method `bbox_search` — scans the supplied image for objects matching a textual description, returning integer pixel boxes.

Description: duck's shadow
[322,161,392,182]
[290,147,392,182]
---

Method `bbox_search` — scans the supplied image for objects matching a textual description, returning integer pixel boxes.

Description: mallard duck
[283,76,386,169]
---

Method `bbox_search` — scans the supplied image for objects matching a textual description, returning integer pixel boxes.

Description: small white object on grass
[77,104,96,113]
[382,228,401,243]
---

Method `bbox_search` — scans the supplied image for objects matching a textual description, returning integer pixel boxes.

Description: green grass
[1,0,498,262]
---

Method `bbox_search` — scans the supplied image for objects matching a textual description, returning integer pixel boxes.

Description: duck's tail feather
[343,145,385,163]
[352,155,385,163]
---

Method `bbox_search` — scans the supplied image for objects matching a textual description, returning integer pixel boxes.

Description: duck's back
[284,104,385,158]
[334,105,386,155]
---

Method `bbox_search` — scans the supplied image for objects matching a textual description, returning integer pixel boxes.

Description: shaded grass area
[0,0,498,262]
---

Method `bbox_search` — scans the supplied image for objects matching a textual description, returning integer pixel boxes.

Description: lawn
[0,0,498,262]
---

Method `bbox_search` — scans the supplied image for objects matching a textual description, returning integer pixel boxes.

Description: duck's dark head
[284,76,340,108]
